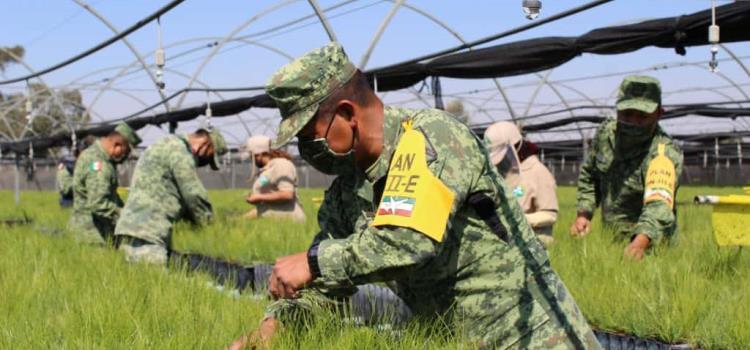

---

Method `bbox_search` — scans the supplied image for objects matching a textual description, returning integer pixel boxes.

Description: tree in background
[0,45,89,142]
[0,45,25,72]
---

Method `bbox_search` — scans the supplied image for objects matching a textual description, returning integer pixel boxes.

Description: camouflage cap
[208,128,228,171]
[266,42,357,148]
[616,75,662,114]
[114,122,142,148]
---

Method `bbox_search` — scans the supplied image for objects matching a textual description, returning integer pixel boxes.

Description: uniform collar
[364,106,411,183]
[177,134,198,165]
[92,139,112,162]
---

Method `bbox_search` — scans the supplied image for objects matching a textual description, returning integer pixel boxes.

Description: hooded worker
[242,135,306,222]
[485,121,558,246]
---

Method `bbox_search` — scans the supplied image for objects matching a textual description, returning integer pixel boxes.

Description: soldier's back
[115,135,192,245]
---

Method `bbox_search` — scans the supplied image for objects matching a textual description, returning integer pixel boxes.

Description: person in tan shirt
[484,122,558,246]
[243,135,306,223]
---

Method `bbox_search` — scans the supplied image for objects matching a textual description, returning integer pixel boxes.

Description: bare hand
[268,252,312,299]
[624,234,650,260]
[227,317,278,350]
[246,193,262,204]
[570,216,592,237]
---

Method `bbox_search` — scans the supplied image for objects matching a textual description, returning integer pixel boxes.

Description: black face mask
[298,138,355,176]
[197,156,212,168]
[254,158,265,169]
[616,121,655,152]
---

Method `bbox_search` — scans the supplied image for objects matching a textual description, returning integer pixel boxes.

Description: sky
[1,0,748,147]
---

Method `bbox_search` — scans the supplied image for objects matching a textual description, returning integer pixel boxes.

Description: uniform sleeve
[634,148,683,243]
[312,122,481,289]
[272,159,297,192]
[171,153,213,225]
[86,161,121,219]
[576,141,599,215]
[525,210,557,228]
[313,177,355,244]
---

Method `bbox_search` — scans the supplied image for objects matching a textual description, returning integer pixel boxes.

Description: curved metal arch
[0,47,73,139]
[85,36,296,115]
[401,87,503,125]
[306,0,338,42]
[160,67,260,137]
[66,37,294,89]
[719,43,750,78]
[73,0,171,112]
[379,1,518,121]
[666,87,750,131]
[607,64,750,102]
[175,0,301,109]
[549,81,602,107]
[359,0,405,70]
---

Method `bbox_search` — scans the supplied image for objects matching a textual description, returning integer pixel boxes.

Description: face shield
[489,143,522,189]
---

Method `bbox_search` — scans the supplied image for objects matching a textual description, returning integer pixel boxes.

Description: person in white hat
[484,121,558,246]
[242,135,306,222]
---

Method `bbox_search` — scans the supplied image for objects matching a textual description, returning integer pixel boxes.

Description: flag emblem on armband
[91,161,102,172]
[377,196,416,217]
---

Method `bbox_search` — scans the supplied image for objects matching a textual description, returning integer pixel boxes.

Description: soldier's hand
[227,317,278,350]
[268,252,312,299]
[624,234,650,261]
[570,216,591,237]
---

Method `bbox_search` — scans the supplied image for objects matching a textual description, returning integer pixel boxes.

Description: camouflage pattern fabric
[576,118,683,242]
[68,140,123,244]
[114,134,213,262]
[114,122,142,148]
[266,42,357,148]
[615,75,662,114]
[266,107,601,349]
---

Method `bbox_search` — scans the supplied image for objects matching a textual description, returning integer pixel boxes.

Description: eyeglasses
[298,112,337,143]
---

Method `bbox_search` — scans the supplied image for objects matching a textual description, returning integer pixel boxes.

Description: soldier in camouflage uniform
[69,122,141,245]
[570,75,683,260]
[114,128,227,265]
[229,43,600,350]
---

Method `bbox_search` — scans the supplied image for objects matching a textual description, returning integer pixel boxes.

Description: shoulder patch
[258,175,270,186]
[90,161,103,172]
[371,124,455,242]
[644,144,676,208]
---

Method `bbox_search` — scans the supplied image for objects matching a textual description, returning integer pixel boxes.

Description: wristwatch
[307,242,321,279]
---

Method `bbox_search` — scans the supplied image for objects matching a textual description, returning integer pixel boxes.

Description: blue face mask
[298,137,355,176]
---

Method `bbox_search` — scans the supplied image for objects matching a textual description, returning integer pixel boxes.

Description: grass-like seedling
[0,187,748,349]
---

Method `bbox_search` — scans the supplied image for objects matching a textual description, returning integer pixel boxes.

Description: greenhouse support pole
[714,138,720,185]
[231,159,236,189]
[304,166,310,188]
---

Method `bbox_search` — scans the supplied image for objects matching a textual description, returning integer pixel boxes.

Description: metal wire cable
[0,0,186,85]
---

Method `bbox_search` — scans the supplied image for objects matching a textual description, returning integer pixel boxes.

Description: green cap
[208,128,228,171]
[114,122,141,148]
[266,42,357,148]
[616,75,662,114]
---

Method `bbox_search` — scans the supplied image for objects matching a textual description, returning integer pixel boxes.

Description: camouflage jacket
[310,107,599,349]
[114,135,213,246]
[69,140,123,240]
[576,118,683,242]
